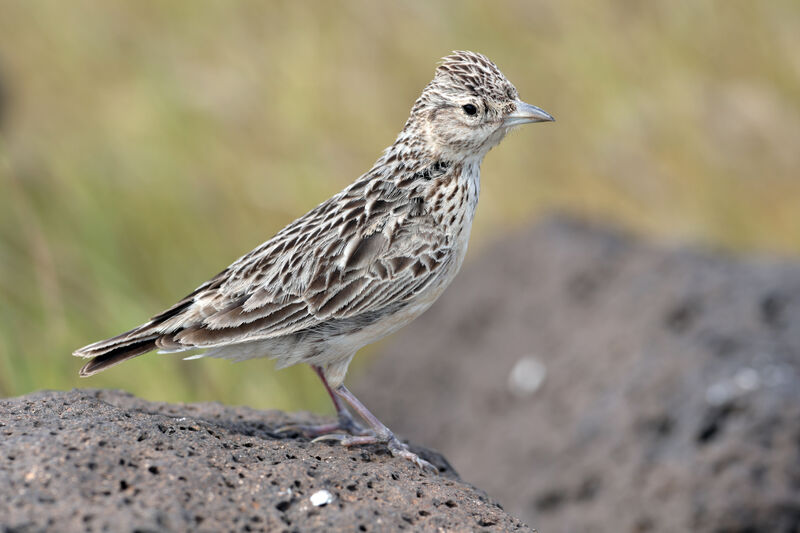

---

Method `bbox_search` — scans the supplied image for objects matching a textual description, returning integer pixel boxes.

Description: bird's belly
[324,285,446,356]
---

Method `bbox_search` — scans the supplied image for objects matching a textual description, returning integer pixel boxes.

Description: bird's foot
[387,438,439,473]
[312,433,438,473]
[276,412,372,439]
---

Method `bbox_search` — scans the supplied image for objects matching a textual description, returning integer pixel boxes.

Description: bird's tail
[72,282,207,376]
[73,324,161,377]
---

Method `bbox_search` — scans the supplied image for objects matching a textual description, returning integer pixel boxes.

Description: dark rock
[0,389,532,532]
[355,215,800,533]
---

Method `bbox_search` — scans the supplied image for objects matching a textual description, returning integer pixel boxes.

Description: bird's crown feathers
[431,50,518,103]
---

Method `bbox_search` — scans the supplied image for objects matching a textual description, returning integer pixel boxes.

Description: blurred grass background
[0,1,798,412]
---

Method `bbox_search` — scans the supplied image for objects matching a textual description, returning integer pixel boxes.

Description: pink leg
[313,366,350,420]
[314,383,438,473]
[311,365,369,435]
[276,365,369,437]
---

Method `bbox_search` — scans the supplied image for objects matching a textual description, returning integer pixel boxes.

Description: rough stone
[0,389,532,532]
[355,215,800,533]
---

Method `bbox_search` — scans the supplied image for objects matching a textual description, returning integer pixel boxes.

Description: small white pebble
[733,367,760,392]
[508,356,547,397]
[706,367,764,406]
[310,489,334,507]
[705,382,734,406]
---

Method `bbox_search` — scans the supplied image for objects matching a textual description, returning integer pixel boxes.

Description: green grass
[1,1,798,409]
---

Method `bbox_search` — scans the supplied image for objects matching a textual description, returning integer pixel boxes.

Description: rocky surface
[355,215,800,533]
[0,389,532,532]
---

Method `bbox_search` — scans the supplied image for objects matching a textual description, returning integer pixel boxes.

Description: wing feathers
[75,175,456,376]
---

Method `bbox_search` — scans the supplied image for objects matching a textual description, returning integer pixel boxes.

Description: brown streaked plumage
[74,51,554,470]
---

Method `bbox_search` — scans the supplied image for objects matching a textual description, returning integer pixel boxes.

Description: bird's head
[407,51,553,161]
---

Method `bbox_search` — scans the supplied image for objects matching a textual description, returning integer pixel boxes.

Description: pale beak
[503,100,554,127]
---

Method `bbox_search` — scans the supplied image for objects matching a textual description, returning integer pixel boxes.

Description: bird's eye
[462,104,478,116]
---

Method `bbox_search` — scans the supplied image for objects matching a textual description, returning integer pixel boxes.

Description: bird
[73,50,554,471]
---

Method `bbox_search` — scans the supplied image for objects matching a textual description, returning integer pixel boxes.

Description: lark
[74,51,553,471]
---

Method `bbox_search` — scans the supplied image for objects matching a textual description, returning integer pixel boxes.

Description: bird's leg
[275,365,370,437]
[310,365,371,436]
[313,384,437,473]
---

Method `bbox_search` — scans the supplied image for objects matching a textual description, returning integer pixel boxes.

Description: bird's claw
[387,437,438,473]
[310,433,378,446]
[312,433,438,473]
[392,447,438,473]
[310,433,348,444]
[275,416,371,439]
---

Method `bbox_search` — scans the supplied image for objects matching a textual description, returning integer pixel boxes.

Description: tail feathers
[78,337,158,377]
[73,321,161,357]
[74,323,163,377]
[74,280,213,376]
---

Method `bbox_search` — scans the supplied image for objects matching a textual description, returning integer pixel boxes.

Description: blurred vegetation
[0,1,798,410]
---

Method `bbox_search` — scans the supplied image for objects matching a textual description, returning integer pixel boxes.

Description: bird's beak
[503,100,555,127]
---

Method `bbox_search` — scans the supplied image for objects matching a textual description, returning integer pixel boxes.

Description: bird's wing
[164,191,453,348]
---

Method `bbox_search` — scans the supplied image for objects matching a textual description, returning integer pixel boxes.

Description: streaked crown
[433,51,519,107]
